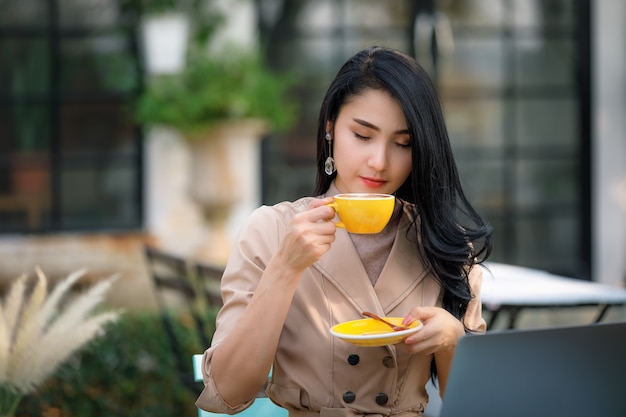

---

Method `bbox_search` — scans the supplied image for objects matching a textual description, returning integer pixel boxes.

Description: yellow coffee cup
[326,193,395,234]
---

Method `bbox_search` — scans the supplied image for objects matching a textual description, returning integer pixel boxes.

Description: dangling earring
[324,132,336,176]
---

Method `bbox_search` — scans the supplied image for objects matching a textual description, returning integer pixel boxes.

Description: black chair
[194,261,225,309]
[144,245,224,394]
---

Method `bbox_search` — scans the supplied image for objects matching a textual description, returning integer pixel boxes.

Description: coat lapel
[374,214,429,312]
[313,205,430,316]
[313,227,379,314]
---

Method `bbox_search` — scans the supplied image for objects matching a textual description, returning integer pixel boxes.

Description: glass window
[514,39,575,87]
[511,0,574,29]
[440,0,506,29]
[0,38,51,97]
[514,98,578,149]
[58,0,119,29]
[514,214,581,275]
[255,0,590,278]
[59,35,140,94]
[457,159,506,211]
[0,0,142,233]
[0,0,49,28]
[59,162,139,228]
[439,38,506,92]
[515,159,579,209]
[6,104,51,152]
[444,98,504,149]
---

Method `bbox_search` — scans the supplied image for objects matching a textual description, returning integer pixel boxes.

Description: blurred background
[0,1,625,415]
[0,0,624,302]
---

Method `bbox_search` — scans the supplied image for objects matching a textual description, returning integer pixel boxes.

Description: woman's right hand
[275,197,337,272]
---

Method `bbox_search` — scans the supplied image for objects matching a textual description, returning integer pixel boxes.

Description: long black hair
[314,45,492,327]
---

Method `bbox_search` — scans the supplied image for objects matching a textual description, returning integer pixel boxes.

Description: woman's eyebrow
[353,118,409,135]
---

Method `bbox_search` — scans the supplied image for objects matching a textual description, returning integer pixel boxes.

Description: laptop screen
[439,322,626,417]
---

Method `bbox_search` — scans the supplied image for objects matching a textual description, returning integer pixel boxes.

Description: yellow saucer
[330,317,423,347]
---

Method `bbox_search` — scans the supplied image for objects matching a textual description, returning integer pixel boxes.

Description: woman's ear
[326,121,333,134]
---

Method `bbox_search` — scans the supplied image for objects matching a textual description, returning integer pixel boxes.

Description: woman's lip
[361,177,387,188]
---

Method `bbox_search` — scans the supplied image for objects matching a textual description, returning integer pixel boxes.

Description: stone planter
[185,119,268,264]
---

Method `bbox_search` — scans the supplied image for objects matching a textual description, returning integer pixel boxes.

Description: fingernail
[402,314,413,326]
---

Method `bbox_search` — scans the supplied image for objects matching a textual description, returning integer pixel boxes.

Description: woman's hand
[274,197,337,273]
[397,306,466,397]
[397,306,465,355]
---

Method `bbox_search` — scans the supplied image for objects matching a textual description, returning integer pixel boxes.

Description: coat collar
[313,202,429,316]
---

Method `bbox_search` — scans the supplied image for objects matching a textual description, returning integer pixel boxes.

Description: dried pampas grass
[0,267,120,402]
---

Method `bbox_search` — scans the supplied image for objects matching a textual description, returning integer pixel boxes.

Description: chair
[144,245,224,394]
[192,354,288,417]
[195,261,225,308]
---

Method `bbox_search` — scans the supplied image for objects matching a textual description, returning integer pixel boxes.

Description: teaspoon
[362,311,411,332]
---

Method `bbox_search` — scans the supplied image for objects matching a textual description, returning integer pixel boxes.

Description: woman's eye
[396,142,411,149]
[354,132,369,140]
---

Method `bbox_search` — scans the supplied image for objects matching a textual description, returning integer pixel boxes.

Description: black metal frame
[485,302,614,330]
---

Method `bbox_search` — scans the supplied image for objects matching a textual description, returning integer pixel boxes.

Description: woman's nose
[368,144,388,171]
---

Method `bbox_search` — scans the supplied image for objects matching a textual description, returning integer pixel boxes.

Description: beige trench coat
[196,196,486,416]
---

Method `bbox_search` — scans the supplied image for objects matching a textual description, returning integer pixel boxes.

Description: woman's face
[331,88,412,195]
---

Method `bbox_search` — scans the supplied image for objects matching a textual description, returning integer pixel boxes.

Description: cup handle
[325,202,345,229]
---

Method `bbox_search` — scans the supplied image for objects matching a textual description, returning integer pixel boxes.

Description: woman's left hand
[397,306,465,355]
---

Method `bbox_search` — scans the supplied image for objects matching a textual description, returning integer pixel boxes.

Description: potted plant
[126,0,297,142]
[132,2,297,263]
[135,47,296,139]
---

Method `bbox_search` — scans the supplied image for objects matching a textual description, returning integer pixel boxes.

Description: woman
[196,45,492,416]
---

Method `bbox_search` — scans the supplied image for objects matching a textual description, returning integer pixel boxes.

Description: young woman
[196,45,492,416]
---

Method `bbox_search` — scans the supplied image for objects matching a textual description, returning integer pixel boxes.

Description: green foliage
[136,47,298,138]
[15,308,218,417]
[127,0,298,138]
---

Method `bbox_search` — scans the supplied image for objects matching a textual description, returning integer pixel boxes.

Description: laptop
[439,321,626,417]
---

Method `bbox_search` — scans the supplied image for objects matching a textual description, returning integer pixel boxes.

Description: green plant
[127,0,298,139]
[14,308,217,417]
[136,47,297,138]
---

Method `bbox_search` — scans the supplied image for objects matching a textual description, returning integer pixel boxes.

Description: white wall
[593,0,626,286]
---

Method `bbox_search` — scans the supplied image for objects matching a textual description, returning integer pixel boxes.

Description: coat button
[382,355,395,368]
[347,354,360,365]
[343,391,356,403]
[375,392,389,405]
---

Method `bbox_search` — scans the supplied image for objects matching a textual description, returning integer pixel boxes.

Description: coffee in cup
[326,193,395,234]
